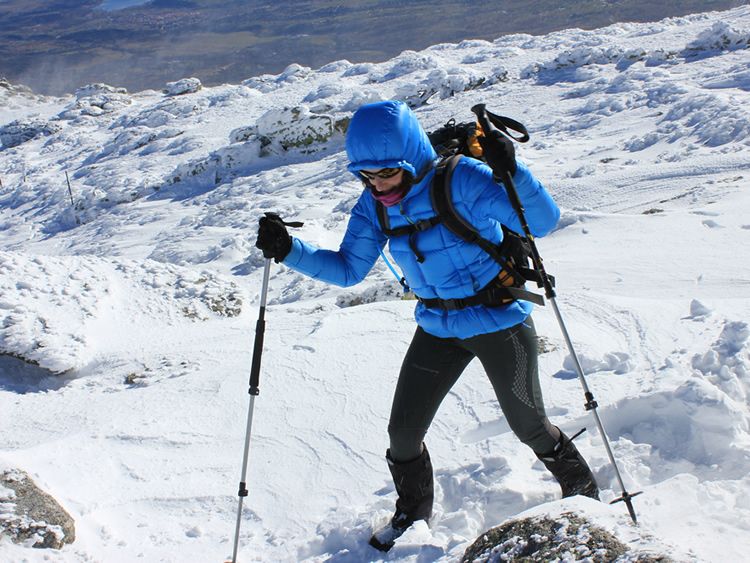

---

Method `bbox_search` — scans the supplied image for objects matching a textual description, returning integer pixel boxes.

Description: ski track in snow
[2,6,750,562]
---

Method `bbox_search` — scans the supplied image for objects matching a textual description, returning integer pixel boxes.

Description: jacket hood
[346,101,437,179]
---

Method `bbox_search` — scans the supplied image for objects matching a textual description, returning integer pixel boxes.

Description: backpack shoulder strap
[374,185,441,263]
[430,155,508,264]
[375,199,391,233]
[374,200,422,236]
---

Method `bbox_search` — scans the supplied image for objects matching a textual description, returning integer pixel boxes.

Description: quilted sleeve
[282,193,387,287]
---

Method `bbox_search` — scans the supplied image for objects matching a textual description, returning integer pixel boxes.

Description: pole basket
[611,490,643,524]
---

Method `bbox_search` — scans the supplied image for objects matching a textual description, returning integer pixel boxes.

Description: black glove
[255,212,292,263]
[478,131,517,177]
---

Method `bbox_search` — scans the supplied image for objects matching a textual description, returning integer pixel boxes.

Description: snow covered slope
[1,6,749,562]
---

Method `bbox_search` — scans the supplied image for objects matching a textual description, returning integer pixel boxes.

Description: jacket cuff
[510,161,535,193]
[282,237,303,266]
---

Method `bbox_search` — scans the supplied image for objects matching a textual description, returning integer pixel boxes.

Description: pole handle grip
[248,316,265,395]
[471,104,530,143]
[264,211,304,228]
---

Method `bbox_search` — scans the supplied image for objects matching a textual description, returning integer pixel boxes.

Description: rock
[0,78,35,96]
[686,21,750,53]
[335,282,403,308]
[0,119,61,148]
[303,83,344,103]
[342,89,383,112]
[173,104,350,184]
[164,77,203,96]
[58,84,132,121]
[462,513,673,563]
[168,139,262,184]
[74,83,128,99]
[277,63,311,82]
[0,469,75,549]
[255,105,349,154]
[229,125,256,143]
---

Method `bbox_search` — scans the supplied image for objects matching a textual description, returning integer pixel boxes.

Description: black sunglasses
[359,168,402,181]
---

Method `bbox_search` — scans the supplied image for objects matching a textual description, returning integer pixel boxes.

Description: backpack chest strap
[375,185,443,263]
[377,213,442,238]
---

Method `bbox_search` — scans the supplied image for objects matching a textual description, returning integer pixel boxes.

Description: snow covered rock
[341,89,383,112]
[375,51,439,82]
[58,84,132,120]
[277,63,312,83]
[176,104,350,183]
[0,76,37,100]
[169,139,262,185]
[0,118,61,149]
[0,78,50,111]
[164,77,203,96]
[303,82,344,103]
[0,77,16,91]
[462,513,671,563]
[255,105,349,154]
[685,21,750,53]
[74,83,127,98]
[0,469,75,549]
[396,66,505,109]
[335,282,406,308]
[242,64,311,93]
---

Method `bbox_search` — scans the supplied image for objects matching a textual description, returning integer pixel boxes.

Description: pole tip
[610,490,643,525]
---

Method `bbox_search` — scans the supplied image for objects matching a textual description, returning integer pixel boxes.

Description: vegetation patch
[462,513,672,563]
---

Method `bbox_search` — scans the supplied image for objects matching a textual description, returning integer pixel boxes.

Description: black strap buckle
[412,219,434,232]
[442,298,463,311]
[483,286,507,305]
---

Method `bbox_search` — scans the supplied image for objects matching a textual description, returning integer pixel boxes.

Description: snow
[1,5,750,562]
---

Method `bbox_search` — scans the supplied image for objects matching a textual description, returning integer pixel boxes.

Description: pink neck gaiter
[370,186,408,207]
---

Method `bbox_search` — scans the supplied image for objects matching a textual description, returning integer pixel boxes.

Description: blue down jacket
[283,101,560,339]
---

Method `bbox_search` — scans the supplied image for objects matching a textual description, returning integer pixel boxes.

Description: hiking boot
[369,445,434,552]
[537,432,600,500]
[368,510,414,552]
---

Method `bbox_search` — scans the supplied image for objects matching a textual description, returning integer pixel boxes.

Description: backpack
[427,111,530,158]
[375,112,552,309]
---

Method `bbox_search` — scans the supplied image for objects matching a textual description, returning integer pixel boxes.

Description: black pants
[388,318,560,462]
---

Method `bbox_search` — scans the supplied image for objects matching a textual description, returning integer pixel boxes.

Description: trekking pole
[472,104,642,524]
[230,214,303,562]
[230,257,271,563]
[65,171,81,225]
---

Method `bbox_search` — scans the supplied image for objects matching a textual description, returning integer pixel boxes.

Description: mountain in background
[0,0,746,95]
